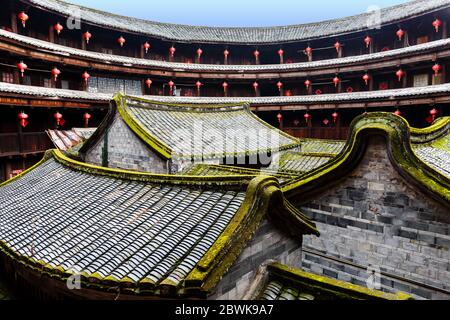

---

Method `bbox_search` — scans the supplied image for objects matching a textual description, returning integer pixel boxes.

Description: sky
[66,0,410,27]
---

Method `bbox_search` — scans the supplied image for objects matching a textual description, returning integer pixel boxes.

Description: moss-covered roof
[247,262,412,300]
[0,149,317,299]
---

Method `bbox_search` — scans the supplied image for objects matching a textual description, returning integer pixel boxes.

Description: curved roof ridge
[24,0,450,44]
[282,113,450,205]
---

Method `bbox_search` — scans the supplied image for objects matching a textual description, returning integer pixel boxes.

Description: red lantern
[304,79,312,89]
[168,80,175,93]
[347,87,354,93]
[278,49,284,63]
[253,49,260,58]
[82,71,90,84]
[432,63,442,76]
[362,73,370,86]
[18,112,29,128]
[333,76,341,87]
[224,49,230,60]
[277,113,283,124]
[54,112,63,126]
[222,81,229,93]
[169,46,176,57]
[196,81,202,94]
[196,48,203,59]
[430,108,438,120]
[51,67,61,81]
[276,81,283,92]
[83,31,92,45]
[143,42,151,54]
[394,109,402,116]
[334,41,341,53]
[145,78,152,89]
[323,118,330,126]
[54,23,64,35]
[305,46,313,57]
[18,12,29,28]
[253,81,259,92]
[396,69,405,82]
[364,36,372,48]
[332,111,339,123]
[16,61,27,77]
[304,112,311,123]
[433,19,442,33]
[83,112,91,127]
[117,36,126,47]
[315,89,322,95]
[396,28,405,41]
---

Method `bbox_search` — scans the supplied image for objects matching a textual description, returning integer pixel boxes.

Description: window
[413,74,429,87]
[1,72,14,83]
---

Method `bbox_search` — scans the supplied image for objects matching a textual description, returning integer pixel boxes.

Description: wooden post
[81,34,86,50]
[443,21,448,39]
[49,25,55,43]
[11,12,18,33]
[402,72,407,88]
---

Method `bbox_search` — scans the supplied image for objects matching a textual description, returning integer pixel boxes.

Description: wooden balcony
[0,132,53,157]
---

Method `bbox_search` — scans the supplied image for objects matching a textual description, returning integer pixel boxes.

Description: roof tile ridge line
[4,28,450,72]
[267,262,413,300]
[410,116,450,144]
[281,112,450,204]
[116,94,173,160]
[52,148,258,187]
[189,163,294,178]
[125,95,247,111]
[183,175,315,293]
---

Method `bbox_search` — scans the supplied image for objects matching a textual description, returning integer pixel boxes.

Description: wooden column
[443,21,448,39]
[81,34,86,50]
[11,12,18,33]
[49,26,55,43]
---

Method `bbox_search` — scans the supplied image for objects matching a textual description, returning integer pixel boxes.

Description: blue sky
[67,0,409,27]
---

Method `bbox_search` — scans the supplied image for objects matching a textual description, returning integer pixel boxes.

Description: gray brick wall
[298,135,450,300]
[209,219,302,300]
[85,115,168,174]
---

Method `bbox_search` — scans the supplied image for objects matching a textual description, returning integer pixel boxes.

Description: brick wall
[298,135,450,300]
[85,115,168,174]
[209,219,303,300]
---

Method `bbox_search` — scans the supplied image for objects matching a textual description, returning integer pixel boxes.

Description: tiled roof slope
[46,128,96,151]
[25,0,450,44]
[0,150,318,299]
[245,262,411,300]
[2,29,450,73]
[2,82,450,105]
[103,95,300,160]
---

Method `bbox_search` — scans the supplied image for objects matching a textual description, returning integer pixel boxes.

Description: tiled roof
[111,95,299,160]
[2,82,450,105]
[246,262,411,300]
[2,29,450,73]
[25,0,450,44]
[0,150,318,298]
[46,128,96,151]
[275,152,335,175]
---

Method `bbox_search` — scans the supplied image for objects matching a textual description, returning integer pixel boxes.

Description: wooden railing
[0,132,53,156]
[283,127,350,140]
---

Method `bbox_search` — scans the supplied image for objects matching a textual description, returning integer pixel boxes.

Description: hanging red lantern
[117,36,126,47]
[396,69,405,82]
[304,79,312,90]
[145,78,152,89]
[433,18,442,33]
[362,73,370,86]
[277,113,283,124]
[394,109,402,116]
[315,89,322,95]
[168,81,175,93]
[18,112,29,128]
[224,49,230,61]
[169,46,176,57]
[222,81,229,93]
[18,12,29,28]
[396,28,405,41]
[196,48,203,59]
[278,49,284,63]
[51,67,61,81]
[364,36,372,48]
[347,87,354,93]
[323,118,330,126]
[253,49,260,58]
[334,41,341,53]
[333,76,341,87]
[82,71,90,84]
[54,22,64,35]
[143,42,151,54]
[332,111,339,123]
[304,112,311,123]
[432,63,442,76]
[83,31,92,44]
[54,111,63,126]
[16,61,27,77]
[83,112,91,127]
[276,81,283,92]
[430,108,439,120]
[196,80,203,93]
[305,46,313,57]
[253,81,259,92]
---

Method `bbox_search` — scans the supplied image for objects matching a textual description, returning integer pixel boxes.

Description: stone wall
[297,135,450,300]
[85,115,168,174]
[210,219,303,300]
